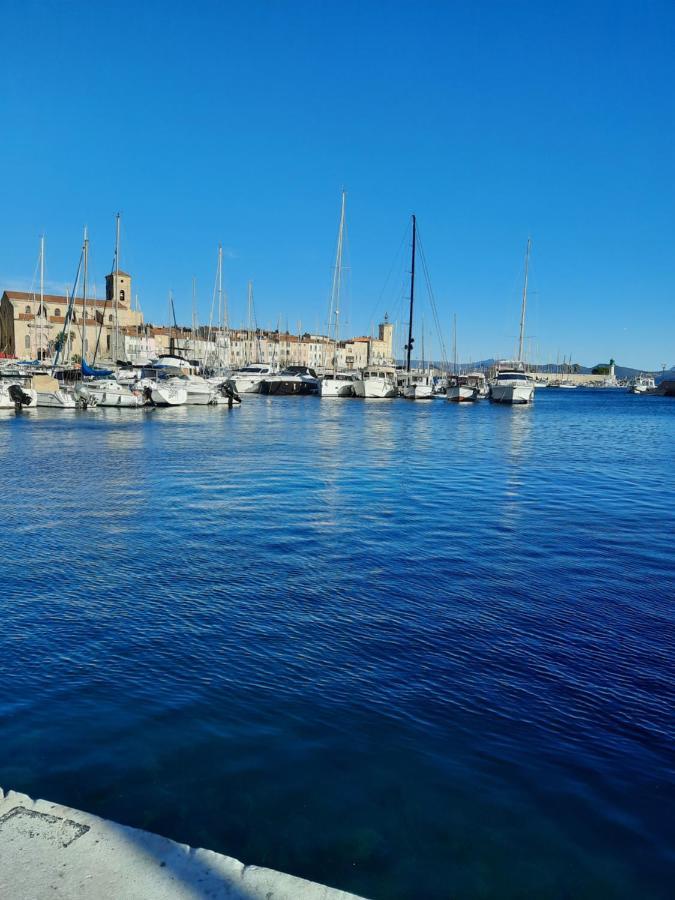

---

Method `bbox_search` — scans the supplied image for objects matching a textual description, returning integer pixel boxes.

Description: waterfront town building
[1,269,395,370]
[0,271,142,363]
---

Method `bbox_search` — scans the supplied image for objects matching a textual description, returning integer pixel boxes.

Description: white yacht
[490,370,536,404]
[319,372,357,397]
[227,364,276,394]
[629,374,656,394]
[353,366,398,398]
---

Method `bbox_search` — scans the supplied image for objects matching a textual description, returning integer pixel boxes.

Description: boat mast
[81,225,88,361]
[114,212,121,363]
[405,214,416,373]
[330,190,346,373]
[217,244,223,367]
[247,280,253,363]
[453,313,457,377]
[518,236,531,364]
[39,235,44,361]
[192,276,197,360]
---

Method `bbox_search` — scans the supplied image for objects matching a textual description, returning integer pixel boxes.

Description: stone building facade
[0,270,143,363]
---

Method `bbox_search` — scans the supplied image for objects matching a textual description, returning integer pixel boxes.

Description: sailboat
[447,315,478,402]
[78,218,143,407]
[489,238,536,405]
[320,191,357,398]
[355,216,417,400]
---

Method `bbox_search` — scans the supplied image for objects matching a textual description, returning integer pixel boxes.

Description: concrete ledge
[0,788,366,899]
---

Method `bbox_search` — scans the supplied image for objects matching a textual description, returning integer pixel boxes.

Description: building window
[25,305,31,315]
[109,315,113,323]
[24,334,31,349]
[54,308,61,317]
[106,335,111,350]
[119,290,125,304]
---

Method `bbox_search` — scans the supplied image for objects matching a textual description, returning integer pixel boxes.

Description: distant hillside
[413,359,675,382]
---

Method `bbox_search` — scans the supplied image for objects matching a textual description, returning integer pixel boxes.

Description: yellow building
[0,270,143,362]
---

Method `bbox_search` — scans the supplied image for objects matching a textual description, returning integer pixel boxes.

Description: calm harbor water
[1,390,673,899]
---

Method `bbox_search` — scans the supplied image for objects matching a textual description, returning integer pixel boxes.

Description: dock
[0,788,365,900]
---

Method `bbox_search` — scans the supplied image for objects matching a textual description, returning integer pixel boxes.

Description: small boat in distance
[629,374,656,394]
[447,315,478,402]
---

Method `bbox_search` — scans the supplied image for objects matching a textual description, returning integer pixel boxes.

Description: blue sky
[2,0,673,368]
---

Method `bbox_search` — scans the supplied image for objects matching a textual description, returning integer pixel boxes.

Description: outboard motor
[8,384,32,411]
[143,386,155,406]
[221,382,241,408]
[74,384,96,409]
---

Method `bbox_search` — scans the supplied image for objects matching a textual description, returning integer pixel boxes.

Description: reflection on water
[1,391,674,900]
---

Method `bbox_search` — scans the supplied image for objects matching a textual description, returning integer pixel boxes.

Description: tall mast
[82,226,88,361]
[405,214,416,373]
[329,189,346,373]
[518,236,531,364]
[217,244,223,367]
[39,235,45,360]
[114,212,121,363]
[453,313,457,377]
[192,276,197,359]
[247,280,253,363]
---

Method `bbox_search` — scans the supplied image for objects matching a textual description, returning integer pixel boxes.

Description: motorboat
[353,366,398,398]
[169,374,219,405]
[319,371,358,397]
[629,374,656,394]
[259,366,319,395]
[31,374,77,408]
[447,374,480,402]
[0,380,37,410]
[138,378,187,406]
[490,370,536,405]
[401,371,434,399]
[79,378,143,408]
[227,364,276,394]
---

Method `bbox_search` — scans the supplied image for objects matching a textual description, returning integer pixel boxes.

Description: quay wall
[0,788,366,900]
[529,371,613,385]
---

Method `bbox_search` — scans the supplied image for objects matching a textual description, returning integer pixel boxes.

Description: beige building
[0,270,143,363]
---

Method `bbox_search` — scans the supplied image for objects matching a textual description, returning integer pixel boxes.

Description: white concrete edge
[0,787,367,900]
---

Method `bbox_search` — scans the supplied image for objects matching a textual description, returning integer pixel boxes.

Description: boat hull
[150,386,188,406]
[36,390,77,409]
[259,379,318,395]
[228,376,264,394]
[319,379,354,397]
[446,386,477,402]
[490,383,534,404]
[353,378,397,398]
[403,384,434,399]
[84,383,142,407]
